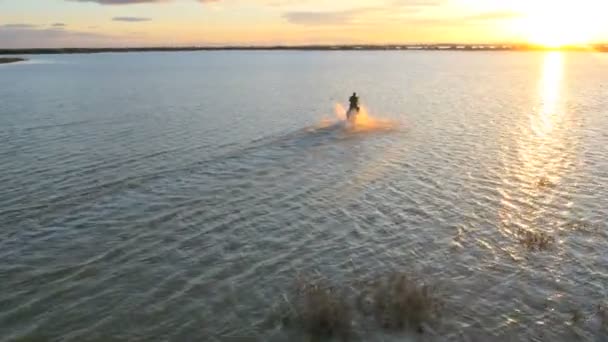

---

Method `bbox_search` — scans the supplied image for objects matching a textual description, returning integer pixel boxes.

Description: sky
[1,0,607,48]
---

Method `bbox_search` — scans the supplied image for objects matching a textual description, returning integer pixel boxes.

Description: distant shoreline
[0,44,607,55]
[0,57,26,64]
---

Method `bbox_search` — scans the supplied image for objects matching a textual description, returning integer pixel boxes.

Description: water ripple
[1,52,607,341]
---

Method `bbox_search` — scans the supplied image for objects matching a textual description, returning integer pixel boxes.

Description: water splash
[334,103,400,133]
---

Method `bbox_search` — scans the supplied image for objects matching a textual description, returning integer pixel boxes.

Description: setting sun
[519,0,606,47]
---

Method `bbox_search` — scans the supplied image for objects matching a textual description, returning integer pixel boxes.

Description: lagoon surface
[1,51,607,341]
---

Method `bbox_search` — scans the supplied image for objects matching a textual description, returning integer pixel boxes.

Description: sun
[518,1,605,48]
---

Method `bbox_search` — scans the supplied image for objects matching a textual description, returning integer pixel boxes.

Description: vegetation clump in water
[366,272,438,331]
[516,228,555,251]
[276,276,353,340]
[536,176,555,188]
[272,271,441,340]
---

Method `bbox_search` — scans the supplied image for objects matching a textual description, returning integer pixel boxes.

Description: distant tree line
[0,44,606,55]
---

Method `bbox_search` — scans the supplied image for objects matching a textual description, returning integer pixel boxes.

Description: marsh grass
[536,177,555,188]
[516,228,555,251]
[598,304,608,329]
[273,271,441,340]
[366,273,439,331]
[275,276,354,340]
[570,308,583,324]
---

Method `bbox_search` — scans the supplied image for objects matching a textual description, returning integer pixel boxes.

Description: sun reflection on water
[497,52,571,253]
[524,52,566,184]
[534,52,564,138]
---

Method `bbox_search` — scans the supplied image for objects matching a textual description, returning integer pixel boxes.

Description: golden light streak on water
[497,52,571,254]
[534,52,564,138]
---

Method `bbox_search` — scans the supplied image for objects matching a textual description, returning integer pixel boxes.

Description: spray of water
[333,103,400,133]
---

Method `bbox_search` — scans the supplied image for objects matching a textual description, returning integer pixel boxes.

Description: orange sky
[1,0,607,48]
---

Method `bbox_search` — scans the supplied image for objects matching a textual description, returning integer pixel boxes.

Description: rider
[348,92,360,119]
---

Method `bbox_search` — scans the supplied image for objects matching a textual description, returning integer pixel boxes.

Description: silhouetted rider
[348,92,360,115]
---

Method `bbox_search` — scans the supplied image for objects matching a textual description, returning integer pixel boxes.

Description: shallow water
[1,51,607,341]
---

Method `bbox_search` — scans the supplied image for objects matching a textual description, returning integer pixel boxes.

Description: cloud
[283,1,521,27]
[282,0,447,26]
[390,0,445,7]
[283,9,364,25]
[52,23,67,27]
[69,0,169,4]
[112,16,152,22]
[0,26,142,48]
[465,11,521,21]
[405,10,523,26]
[283,5,432,26]
[2,24,38,28]
[68,0,218,4]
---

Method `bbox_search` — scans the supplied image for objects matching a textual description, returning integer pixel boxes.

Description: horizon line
[1,43,607,55]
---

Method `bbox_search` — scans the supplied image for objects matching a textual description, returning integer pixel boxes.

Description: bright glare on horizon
[517,0,607,47]
[0,0,607,48]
